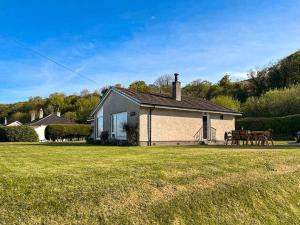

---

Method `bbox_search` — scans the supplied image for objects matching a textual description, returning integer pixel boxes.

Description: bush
[45,124,91,141]
[0,125,38,142]
[123,123,139,145]
[100,131,109,142]
[90,131,129,146]
[210,95,241,112]
[242,84,300,117]
[236,114,300,139]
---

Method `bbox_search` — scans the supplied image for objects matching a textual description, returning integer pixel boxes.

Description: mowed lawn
[0,143,299,225]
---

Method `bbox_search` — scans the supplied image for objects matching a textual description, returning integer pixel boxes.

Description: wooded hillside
[1,50,299,124]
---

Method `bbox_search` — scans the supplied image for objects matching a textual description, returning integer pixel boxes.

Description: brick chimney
[31,111,36,122]
[172,73,181,101]
[39,108,44,119]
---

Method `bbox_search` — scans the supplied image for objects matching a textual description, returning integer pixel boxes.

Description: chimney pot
[31,111,36,122]
[39,108,44,119]
[172,73,181,101]
[174,73,179,82]
[57,109,61,117]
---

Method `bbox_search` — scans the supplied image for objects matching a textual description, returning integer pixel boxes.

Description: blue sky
[0,0,299,103]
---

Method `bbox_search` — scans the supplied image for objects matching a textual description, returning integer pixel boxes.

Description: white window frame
[111,112,127,140]
[96,107,103,139]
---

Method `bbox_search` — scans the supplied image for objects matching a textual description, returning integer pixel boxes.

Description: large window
[111,112,127,140]
[96,107,103,138]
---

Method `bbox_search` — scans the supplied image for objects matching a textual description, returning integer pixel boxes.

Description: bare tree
[154,74,173,87]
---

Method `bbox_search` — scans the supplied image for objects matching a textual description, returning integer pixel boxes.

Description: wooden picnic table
[226,130,274,146]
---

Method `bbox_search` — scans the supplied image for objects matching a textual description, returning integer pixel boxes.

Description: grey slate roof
[29,114,77,126]
[115,87,240,114]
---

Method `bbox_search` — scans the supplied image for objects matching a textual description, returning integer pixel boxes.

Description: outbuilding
[29,109,77,141]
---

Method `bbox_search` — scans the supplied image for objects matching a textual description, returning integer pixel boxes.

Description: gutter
[140,104,242,116]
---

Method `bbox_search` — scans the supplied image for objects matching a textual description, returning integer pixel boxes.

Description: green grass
[0,143,299,225]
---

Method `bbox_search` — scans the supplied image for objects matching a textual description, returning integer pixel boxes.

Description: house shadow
[19,142,299,149]
[21,142,90,147]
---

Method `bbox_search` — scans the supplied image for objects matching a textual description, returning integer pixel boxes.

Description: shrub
[236,114,300,139]
[45,124,91,141]
[124,123,139,145]
[0,125,38,142]
[100,131,109,142]
[0,126,6,141]
[210,95,241,111]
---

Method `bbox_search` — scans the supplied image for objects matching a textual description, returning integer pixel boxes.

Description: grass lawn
[0,143,299,225]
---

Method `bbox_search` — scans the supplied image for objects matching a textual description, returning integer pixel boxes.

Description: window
[96,107,103,138]
[111,112,127,140]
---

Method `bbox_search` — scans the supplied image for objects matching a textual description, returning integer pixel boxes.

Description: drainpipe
[148,107,154,146]
[94,115,97,140]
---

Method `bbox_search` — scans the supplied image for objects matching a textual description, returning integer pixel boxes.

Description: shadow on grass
[5,142,300,149]
[185,144,300,150]
[17,142,90,147]
[20,142,133,147]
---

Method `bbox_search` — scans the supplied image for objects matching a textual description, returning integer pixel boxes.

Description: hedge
[236,114,300,139]
[0,125,38,142]
[45,124,91,141]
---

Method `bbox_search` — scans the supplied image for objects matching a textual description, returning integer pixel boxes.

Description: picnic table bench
[225,130,274,146]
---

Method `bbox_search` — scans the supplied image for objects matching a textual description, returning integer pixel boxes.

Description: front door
[203,116,208,139]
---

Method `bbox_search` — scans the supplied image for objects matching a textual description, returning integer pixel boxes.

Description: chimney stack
[172,73,181,101]
[57,109,61,117]
[31,111,36,122]
[4,117,7,126]
[39,108,44,119]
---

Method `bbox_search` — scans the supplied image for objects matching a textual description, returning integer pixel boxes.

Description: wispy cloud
[0,0,300,103]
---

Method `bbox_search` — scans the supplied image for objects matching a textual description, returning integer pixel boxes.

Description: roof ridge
[114,86,172,98]
[29,113,53,125]
[110,86,241,115]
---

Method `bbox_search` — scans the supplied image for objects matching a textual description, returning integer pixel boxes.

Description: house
[28,108,77,141]
[6,121,23,126]
[3,117,23,127]
[90,74,242,145]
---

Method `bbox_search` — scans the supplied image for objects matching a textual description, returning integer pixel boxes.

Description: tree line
[0,90,101,124]
[1,50,299,124]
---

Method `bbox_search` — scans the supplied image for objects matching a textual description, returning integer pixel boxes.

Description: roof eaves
[140,103,242,115]
[112,87,141,104]
[90,87,141,116]
[29,114,54,125]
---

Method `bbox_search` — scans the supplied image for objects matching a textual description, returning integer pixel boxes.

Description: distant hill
[242,50,300,96]
[268,50,300,88]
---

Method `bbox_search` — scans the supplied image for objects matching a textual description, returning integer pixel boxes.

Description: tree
[63,111,78,121]
[9,112,30,123]
[242,84,300,117]
[246,50,300,96]
[153,74,173,94]
[75,95,100,122]
[210,95,241,112]
[114,83,123,88]
[183,79,214,99]
[129,81,149,92]
[100,86,110,97]
[154,74,173,87]
[218,74,231,87]
[28,96,45,110]
[48,93,66,110]
[80,89,90,97]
